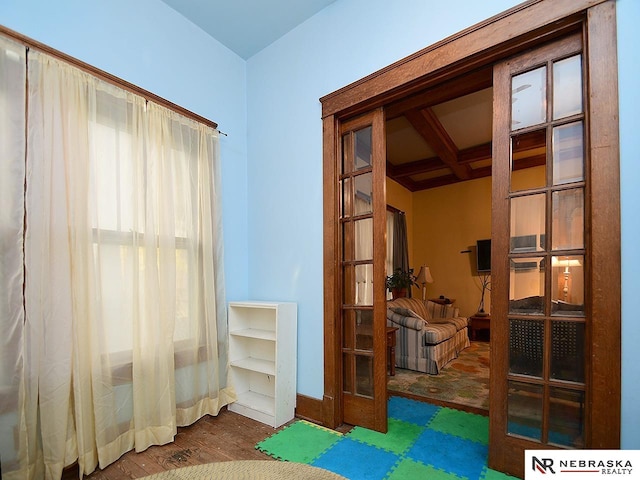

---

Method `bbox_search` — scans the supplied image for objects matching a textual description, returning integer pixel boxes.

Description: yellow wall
[412,177,492,317]
[386,176,491,316]
[386,166,547,317]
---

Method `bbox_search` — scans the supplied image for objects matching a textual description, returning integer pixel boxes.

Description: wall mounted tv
[476,239,491,273]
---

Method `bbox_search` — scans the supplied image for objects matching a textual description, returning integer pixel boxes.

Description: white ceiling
[159,0,337,59]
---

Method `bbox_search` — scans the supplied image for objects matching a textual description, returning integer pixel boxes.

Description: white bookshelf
[227,301,297,428]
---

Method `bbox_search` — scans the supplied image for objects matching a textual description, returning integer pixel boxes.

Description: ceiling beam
[404,108,472,180]
[458,142,492,164]
[386,66,493,120]
[387,156,443,178]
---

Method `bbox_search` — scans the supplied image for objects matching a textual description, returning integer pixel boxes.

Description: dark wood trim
[0,25,218,130]
[322,114,341,429]
[320,0,607,119]
[385,66,493,120]
[295,394,324,424]
[488,54,512,475]
[585,0,620,448]
[372,107,389,432]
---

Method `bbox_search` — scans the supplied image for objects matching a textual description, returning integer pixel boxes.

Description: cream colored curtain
[1,45,233,479]
[0,36,28,480]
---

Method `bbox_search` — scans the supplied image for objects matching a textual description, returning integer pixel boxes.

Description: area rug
[137,460,346,479]
[387,341,490,410]
[256,396,516,480]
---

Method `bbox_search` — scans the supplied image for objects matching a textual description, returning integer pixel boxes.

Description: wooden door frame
[321,0,620,451]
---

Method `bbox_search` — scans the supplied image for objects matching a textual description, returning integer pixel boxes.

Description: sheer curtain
[0,36,28,480]
[1,44,233,479]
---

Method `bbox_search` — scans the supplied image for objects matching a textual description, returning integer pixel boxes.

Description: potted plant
[386,268,417,299]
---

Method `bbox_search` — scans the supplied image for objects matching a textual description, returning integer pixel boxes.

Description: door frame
[321,0,620,455]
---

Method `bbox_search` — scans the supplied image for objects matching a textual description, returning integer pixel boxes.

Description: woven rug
[137,460,346,479]
[387,341,490,410]
[256,396,516,480]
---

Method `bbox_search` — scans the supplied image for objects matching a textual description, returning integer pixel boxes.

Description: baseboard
[295,393,324,424]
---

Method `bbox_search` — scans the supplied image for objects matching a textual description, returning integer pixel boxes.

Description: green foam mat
[256,420,342,463]
[428,407,490,445]
[256,398,518,480]
[346,418,423,455]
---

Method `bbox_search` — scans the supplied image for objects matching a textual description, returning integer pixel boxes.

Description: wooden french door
[490,23,620,477]
[336,109,388,432]
[322,0,619,468]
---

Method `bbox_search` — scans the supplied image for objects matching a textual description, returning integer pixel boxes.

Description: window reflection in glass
[354,126,372,170]
[508,381,543,441]
[553,55,583,120]
[553,122,584,185]
[549,387,585,448]
[552,189,584,251]
[511,194,545,251]
[354,264,373,306]
[355,310,374,351]
[509,257,545,315]
[511,67,547,130]
[354,218,373,261]
[353,173,373,215]
[355,355,374,397]
[511,129,546,192]
[551,255,585,315]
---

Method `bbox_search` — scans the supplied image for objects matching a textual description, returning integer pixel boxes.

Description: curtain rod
[0,25,221,133]
[387,205,404,214]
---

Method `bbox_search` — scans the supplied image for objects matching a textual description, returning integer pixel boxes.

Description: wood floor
[61,393,471,479]
[63,407,280,479]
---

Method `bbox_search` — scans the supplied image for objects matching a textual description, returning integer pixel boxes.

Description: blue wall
[617,0,640,450]
[2,0,638,448]
[246,0,522,401]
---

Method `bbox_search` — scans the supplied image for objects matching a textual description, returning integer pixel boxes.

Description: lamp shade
[416,265,433,285]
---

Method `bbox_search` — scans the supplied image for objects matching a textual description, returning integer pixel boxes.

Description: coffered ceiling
[385,67,495,192]
[385,66,546,191]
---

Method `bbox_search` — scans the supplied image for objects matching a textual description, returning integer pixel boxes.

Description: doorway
[383,74,494,413]
[322,1,620,477]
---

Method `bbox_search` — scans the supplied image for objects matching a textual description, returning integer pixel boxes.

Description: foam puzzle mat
[256,396,518,480]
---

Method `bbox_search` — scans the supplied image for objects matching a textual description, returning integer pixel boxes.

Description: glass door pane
[338,109,387,432]
[502,43,587,450]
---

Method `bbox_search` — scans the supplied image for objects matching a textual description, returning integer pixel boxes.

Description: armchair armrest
[386,309,427,331]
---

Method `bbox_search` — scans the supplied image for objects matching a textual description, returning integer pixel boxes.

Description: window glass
[511,67,547,130]
[550,321,585,382]
[552,189,584,251]
[549,387,585,448]
[511,194,545,253]
[551,255,585,315]
[508,381,543,441]
[511,129,546,192]
[553,122,584,185]
[510,319,544,377]
[553,55,583,120]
